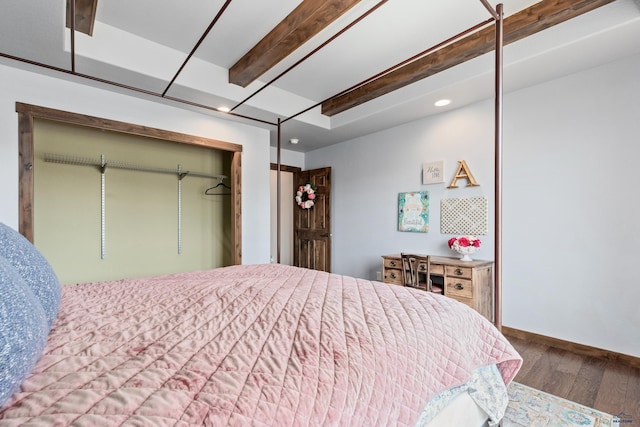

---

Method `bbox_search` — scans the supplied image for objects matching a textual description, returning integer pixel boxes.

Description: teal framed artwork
[398,191,429,233]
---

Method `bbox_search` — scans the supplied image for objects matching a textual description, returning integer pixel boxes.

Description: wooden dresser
[381,254,494,321]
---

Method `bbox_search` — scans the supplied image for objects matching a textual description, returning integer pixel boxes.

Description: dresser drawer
[445,277,473,299]
[453,295,474,309]
[445,266,472,279]
[384,258,402,270]
[384,269,403,285]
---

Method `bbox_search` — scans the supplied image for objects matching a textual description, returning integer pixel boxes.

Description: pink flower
[308,193,316,200]
[448,236,481,253]
[458,237,471,247]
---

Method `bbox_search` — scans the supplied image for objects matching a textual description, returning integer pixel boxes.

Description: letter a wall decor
[447,160,479,188]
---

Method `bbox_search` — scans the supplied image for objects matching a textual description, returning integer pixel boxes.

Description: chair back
[400,253,431,291]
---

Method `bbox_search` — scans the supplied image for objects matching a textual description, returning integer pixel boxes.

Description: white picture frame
[422,160,444,184]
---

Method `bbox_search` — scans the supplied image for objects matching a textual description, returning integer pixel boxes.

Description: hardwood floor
[507,334,640,421]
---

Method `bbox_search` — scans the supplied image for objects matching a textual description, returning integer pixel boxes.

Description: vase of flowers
[447,236,481,261]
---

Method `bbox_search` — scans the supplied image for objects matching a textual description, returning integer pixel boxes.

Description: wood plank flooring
[507,334,640,421]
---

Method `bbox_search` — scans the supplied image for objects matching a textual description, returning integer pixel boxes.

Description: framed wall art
[440,196,488,235]
[422,160,444,184]
[398,191,429,233]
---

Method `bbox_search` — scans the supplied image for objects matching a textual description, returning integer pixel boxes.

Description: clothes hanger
[205,178,231,195]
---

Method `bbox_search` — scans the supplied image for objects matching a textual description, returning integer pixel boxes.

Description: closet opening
[17,102,242,283]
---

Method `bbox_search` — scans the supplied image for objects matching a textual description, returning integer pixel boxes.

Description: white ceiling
[2,0,639,152]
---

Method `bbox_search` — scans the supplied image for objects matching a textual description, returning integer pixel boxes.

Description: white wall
[307,104,496,279]
[502,53,640,357]
[0,61,271,265]
[270,170,294,265]
[306,53,640,357]
[270,146,305,168]
[269,148,303,267]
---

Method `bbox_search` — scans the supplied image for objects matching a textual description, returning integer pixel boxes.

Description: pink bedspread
[0,264,521,426]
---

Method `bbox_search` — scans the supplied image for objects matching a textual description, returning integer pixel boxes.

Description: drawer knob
[455,268,463,275]
[419,265,426,271]
[390,261,397,267]
[390,272,397,279]
[454,283,465,290]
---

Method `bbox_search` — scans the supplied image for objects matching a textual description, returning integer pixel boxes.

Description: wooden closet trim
[16,102,243,265]
[270,163,302,173]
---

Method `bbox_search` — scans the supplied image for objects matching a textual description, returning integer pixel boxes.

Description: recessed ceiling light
[434,99,451,107]
[217,106,231,113]
[289,138,299,145]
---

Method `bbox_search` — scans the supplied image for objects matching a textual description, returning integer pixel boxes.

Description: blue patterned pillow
[0,257,49,407]
[0,223,60,328]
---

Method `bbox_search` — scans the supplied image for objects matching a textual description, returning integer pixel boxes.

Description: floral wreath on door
[295,183,317,209]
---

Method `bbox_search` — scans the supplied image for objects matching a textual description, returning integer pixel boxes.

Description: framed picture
[398,191,429,233]
[440,196,488,235]
[422,160,445,184]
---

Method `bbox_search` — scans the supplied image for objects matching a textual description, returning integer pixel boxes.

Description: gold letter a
[447,160,480,188]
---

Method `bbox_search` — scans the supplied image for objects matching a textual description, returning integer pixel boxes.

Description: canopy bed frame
[5,0,614,328]
[8,0,513,328]
[5,0,612,332]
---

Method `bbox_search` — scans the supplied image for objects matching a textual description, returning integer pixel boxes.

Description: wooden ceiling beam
[66,0,99,36]
[321,0,615,116]
[229,0,362,88]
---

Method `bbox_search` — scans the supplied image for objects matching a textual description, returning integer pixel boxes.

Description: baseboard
[502,326,640,369]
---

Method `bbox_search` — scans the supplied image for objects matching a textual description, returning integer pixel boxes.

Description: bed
[0,223,522,426]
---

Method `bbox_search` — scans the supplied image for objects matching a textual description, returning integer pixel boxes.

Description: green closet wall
[33,119,232,284]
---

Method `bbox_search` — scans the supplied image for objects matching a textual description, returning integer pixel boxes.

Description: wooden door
[293,167,331,272]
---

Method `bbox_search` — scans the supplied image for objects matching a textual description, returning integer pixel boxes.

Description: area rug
[502,382,617,427]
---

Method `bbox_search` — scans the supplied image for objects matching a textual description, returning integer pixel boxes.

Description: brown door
[293,167,331,272]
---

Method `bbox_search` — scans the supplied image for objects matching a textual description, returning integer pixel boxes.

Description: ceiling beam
[65,0,99,36]
[321,0,616,116]
[229,0,362,88]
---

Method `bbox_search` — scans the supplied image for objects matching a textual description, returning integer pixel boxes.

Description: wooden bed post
[494,3,504,330]
[479,0,504,330]
[276,119,282,264]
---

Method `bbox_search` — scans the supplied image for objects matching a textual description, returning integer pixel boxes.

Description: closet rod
[43,153,227,181]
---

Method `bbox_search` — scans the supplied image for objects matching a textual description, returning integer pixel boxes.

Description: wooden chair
[400,253,443,294]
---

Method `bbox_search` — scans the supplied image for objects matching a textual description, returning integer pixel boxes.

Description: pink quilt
[0,264,521,426]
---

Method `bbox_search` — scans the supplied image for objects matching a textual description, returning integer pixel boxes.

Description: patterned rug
[503,382,617,427]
